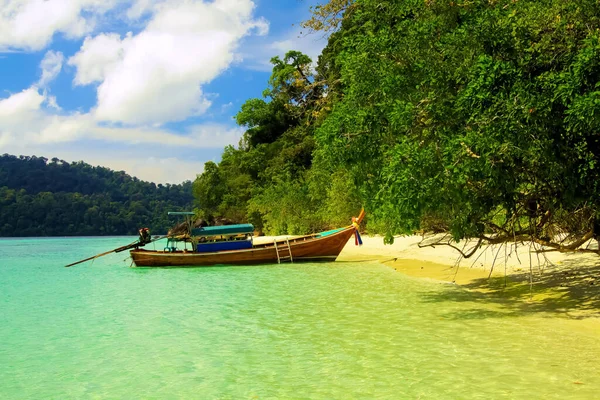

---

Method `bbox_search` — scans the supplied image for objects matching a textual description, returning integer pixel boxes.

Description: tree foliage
[193,50,361,234]
[194,0,600,255]
[313,0,600,252]
[301,0,355,34]
[0,154,193,236]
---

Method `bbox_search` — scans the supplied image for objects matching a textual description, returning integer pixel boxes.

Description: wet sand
[338,235,600,329]
[257,233,599,326]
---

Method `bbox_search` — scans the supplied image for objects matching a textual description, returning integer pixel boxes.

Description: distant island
[0,154,193,236]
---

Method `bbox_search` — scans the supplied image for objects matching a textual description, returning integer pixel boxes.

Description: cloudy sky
[0,0,326,183]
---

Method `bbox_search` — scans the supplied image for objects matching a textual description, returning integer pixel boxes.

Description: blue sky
[0,0,326,183]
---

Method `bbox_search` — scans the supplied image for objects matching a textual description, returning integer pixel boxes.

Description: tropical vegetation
[194,0,600,255]
[0,154,193,236]
[4,0,600,255]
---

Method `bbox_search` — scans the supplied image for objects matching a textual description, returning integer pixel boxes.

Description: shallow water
[1,237,598,399]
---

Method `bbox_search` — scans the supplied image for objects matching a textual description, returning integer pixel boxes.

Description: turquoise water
[1,237,598,399]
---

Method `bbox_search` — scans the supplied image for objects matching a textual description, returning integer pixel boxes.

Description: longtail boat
[129,209,365,267]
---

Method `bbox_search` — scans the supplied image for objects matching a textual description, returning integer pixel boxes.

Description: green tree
[312,0,600,253]
[194,51,329,233]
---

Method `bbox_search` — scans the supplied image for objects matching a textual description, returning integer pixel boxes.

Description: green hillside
[0,154,193,236]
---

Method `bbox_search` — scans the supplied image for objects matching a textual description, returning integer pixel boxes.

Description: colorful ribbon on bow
[352,216,363,246]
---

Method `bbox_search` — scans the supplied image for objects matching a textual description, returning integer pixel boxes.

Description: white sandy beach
[257,233,600,290]
[340,234,599,275]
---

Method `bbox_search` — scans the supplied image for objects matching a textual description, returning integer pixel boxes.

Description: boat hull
[130,226,356,267]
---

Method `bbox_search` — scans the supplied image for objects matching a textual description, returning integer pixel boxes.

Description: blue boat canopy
[192,223,254,237]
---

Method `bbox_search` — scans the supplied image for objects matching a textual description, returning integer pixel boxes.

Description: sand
[339,234,597,281]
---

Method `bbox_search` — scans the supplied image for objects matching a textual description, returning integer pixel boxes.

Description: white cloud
[68,0,269,126]
[88,122,243,148]
[0,89,241,182]
[220,102,233,113]
[186,123,243,146]
[68,33,128,85]
[0,87,45,118]
[270,31,326,66]
[0,85,242,182]
[0,0,273,182]
[239,25,327,72]
[0,86,243,148]
[38,50,64,87]
[0,0,117,51]
[46,95,60,110]
[125,0,154,20]
[97,156,206,183]
[0,89,84,143]
[1,142,207,183]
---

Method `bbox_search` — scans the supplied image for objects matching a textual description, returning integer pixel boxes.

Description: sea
[1,237,598,399]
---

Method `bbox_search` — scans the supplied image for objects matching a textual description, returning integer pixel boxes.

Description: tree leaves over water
[196,0,600,251]
[0,155,193,236]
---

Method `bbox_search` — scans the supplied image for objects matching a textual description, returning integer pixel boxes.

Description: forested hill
[0,154,193,236]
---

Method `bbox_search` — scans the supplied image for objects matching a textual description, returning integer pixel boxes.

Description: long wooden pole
[64,241,138,268]
[64,236,166,268]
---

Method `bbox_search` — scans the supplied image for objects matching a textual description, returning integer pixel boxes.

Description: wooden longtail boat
[129,210,364,267]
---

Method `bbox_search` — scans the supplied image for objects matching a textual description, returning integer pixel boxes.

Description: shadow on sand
[419,258,600,320]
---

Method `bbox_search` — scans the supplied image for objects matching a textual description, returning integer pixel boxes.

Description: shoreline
[338,234,599,284]
[338,234,600,323]
[257,233,599,325]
